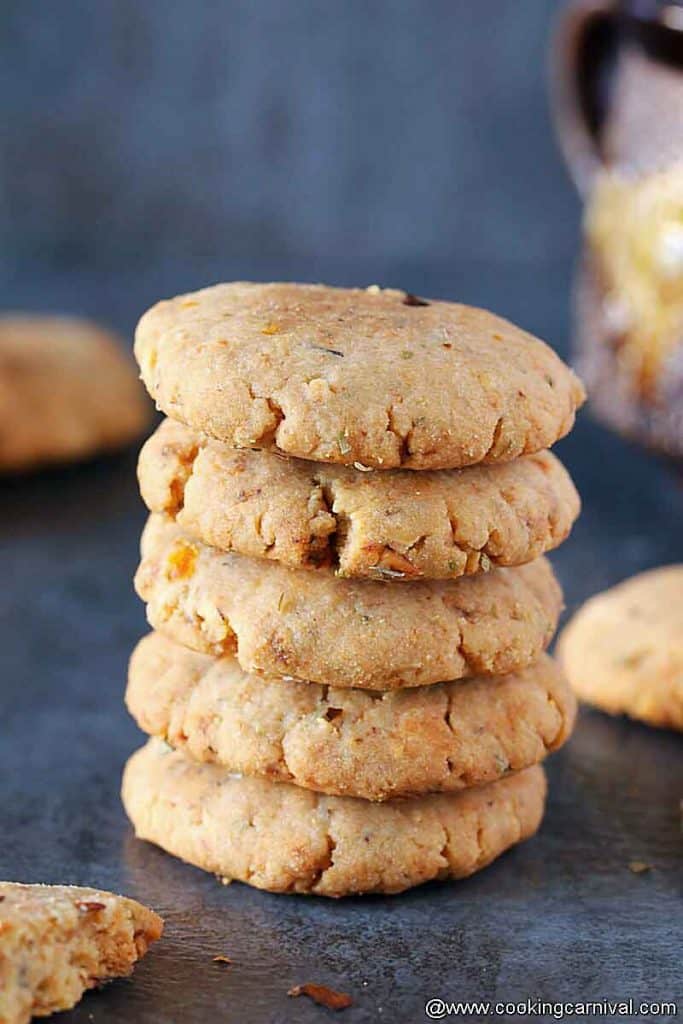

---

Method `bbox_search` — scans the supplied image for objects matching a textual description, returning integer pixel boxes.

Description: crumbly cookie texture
[0,882,162,1024]
[122,740,546,897]
[127,633,576,801]
[134,282,584,470]
[135,514,562,690]
[0,315,149,473]
[138,418,580,579]
[558,565,683,731]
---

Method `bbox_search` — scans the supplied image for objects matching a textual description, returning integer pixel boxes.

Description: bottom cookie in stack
[122,633,576,897]
[122,740,547,898]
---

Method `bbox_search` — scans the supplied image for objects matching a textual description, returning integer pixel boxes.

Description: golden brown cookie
[0,315,150,472]
[127,632,576,800]
[135,282,584,470]
[135,515,563,689]
[122,740,546,897]
[558,565,683,731]
[0,882,162,1024]
[138,418,580,579]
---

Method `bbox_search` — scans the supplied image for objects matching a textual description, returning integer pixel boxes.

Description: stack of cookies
[122,282,584,898]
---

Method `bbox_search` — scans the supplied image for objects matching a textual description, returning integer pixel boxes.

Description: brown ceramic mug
[551,0,683,457]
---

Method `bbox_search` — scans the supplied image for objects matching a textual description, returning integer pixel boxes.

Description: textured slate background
[0,2,681,1022]
[0,0,579,346]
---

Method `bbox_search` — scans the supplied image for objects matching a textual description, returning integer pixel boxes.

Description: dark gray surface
[0,0,581,315]
[1,411,681,1024]
[0,0,581,415]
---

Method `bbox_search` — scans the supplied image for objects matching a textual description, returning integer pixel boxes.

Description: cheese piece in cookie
[122,740,546,897]
[0,315,149,473]
[0,882,162,1024]
[135,514,563,689]
[127,632,576,800]
[135,282,584,470]
[558,565,683,731]
[138,418,580,579]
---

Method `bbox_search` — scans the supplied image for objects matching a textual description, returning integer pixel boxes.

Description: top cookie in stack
[124,282,584,898]
[135,281,583,471]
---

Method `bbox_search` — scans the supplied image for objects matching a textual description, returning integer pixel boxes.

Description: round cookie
[0,314,149,472]
[122,740,547,897]
[139,418,580,579]
[127,632,576,801]
[0,882,162,1024]
[135,514,563,690]
[134,282,585,471]
[558,566,683,731]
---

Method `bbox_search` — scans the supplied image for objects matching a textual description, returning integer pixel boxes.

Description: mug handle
[550,0,619,194]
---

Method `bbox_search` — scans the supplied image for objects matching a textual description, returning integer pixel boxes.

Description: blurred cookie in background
[558,565,683,732]
[0,314,150,473]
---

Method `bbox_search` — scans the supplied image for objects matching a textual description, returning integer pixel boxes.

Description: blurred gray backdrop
[0,0,579,352]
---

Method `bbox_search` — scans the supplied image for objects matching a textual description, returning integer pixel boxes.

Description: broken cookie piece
[0,882,162,1024]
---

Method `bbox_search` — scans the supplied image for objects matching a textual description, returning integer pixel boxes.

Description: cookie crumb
[628,860,651,874]
[288,983,353,1010]
[212,954,233,965]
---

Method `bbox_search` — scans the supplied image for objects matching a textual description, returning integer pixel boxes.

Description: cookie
[0,882,162,1024]
[135,515,562,689]
[122,740,546,897]
[127,632,576,801]
[139,418,580,579]
[0,315,150,473]
[558,565,683,731]
[135,282,584,470]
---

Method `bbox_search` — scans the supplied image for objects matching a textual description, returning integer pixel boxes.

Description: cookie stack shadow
[122,282,585,898]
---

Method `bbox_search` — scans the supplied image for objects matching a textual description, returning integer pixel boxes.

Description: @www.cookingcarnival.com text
[424,997,679,1019]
